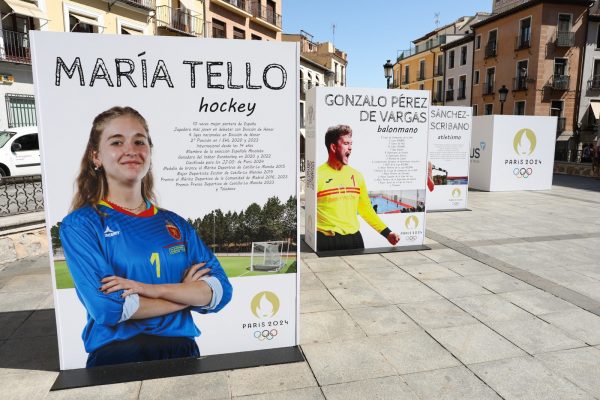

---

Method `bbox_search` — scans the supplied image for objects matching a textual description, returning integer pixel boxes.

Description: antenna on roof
[332,23,336,45]
[434,12,440,28]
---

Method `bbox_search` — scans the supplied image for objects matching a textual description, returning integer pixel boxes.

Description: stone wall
[554,161,598,177]
[0,227,48,265]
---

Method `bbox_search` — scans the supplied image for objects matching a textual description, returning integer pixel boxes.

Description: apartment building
[392,15,484,105]
[442,34,474,107]
[206,0,281,40]
[577,1,600,160]
[471,0,592,150]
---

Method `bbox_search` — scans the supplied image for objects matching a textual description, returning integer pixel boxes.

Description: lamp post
[383,59,393,89]
[498,84,509,115]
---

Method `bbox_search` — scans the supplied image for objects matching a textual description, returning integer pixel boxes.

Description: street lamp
[383,59,393,89]
[498,85,509,115]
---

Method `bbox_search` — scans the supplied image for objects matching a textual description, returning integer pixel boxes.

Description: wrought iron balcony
[418,70,425,81]
[549,74,569,90]
[588,76,600,90]
[556,31,574,47]
[219,0,252,14]
[513,76,528,91]
[483,81,495,95]
[445,89,454,102]
[457,87,466,100]
[515,34,530,50]
[0,30,31,64]
[557,117,566,133]
[110,0,156,10]
[156,6,204,36]
[251,3,281,29]
[434,64,443,77]
[484,41,497,58]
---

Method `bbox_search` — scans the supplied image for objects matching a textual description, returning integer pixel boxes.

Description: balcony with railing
[212,0,252,16]
[397,35,447,61]
[0,30,31,64]
[251,3,282,29]
[445,89,454,102]
[485,41,497,58]
[549,74,569,90]
[515,34,530,50]
[418,70,425,81]
[483,81,495,95]
[457,87,466,100]
[109,0,156,10]
[513,76,528,91]
[557,117,566,133]
[556,31,574,47]
[156,6,204,36]
[588,75,600,90]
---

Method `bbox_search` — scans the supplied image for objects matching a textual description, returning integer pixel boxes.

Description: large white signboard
[305,87,429,252]
[427,106,472,211]
[32,32,299,370]
[469,115,557,191]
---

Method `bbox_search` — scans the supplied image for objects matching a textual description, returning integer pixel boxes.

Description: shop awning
[4,0,46,20]
[590,102,600,120]
[556,132,573,142]
[70,14,104,30]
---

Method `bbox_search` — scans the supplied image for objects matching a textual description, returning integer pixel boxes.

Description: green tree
[260,196,284,240]
[50,222,62,250]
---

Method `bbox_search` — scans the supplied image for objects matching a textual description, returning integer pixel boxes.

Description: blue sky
[282,0,493,88]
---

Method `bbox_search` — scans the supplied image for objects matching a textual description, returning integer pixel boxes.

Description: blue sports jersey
[59,202,233,353]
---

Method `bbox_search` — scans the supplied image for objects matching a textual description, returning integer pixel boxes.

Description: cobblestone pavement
[1,174,599,399]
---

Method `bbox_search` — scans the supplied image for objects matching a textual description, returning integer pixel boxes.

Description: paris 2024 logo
[508,128,541,179]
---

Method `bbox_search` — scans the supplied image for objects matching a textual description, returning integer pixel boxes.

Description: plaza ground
[0,174,599,399]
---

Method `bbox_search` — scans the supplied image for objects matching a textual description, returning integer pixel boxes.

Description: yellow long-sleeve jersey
[316,162,388,236]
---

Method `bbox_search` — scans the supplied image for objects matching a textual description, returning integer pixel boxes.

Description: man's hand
[100,276,156,298]
[182,262,211,283]
[386,232,401,245]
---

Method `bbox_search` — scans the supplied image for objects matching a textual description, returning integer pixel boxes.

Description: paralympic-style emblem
[165,220,181,240]
[513,128,537,156]
[451,188,461,198]
[251,291,280,318]
[404,215,419,230]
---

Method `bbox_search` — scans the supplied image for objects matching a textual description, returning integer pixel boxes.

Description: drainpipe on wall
[203,0,208,38]
[572,6,590,161]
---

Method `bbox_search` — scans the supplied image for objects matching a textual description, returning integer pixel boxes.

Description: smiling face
[92,115,151,190]
[332,133,352,165]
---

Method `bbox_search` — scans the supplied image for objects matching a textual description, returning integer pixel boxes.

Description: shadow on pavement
[553,173,600,192]
[0,309,59,371]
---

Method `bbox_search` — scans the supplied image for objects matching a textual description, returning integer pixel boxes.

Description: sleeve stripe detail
[317,187,361,197]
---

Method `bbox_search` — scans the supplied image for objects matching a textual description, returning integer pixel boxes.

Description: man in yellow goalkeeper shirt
[317,125,401,251]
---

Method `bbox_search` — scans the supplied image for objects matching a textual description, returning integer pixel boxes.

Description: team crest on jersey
[165,220,181,240]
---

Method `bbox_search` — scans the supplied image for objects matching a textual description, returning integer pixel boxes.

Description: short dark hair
[325,125,352,150]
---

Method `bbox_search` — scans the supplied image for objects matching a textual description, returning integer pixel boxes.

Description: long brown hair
[70,106,156,211]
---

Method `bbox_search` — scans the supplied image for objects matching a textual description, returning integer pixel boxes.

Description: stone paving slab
[355,265,414,285]
[439,260,501,277]
[233,387,325,400]
[399,299,478,329]
[302,338,397,386]
[399,263,460,280]
[321,376,418,400]
[0,370,58,400]
[451,294,533,323]
[303,257,351,273]
[375,330,460,375]
[228,363,317,397]
[428,324,526,364]
[315,270,369,290]
[47,382,142,400]
[300,272,325,292]
[423,277,491,299]
[329,285,390,309]
[535,347,600,399]
[540,309,600,345]
[469,356,595,400]
[466,273,535,294]
[340,254,397,270]
[346,305,419,336]
[300,288,341,314]
[401,366,501,400]
[381,251,435,266]
[138,372,230,400]
[499,289,580,315]
[300,310,365,344]
[373,280,443,304]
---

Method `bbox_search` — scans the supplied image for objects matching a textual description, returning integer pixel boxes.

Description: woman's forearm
[154,281,213,307]
[130,296,187,319]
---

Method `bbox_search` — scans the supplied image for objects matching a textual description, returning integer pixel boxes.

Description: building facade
[206,0,281,40]
[442,34,475,107]
[471,0,592,153]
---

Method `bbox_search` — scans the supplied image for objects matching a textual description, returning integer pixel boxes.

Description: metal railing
[483,81,495,95]
[556,31,574,47]
[0,175,43,217]
[418,70,425,81]
[513,76,528,91]
[112,0,156,10]
[251,2,281,29]
[557,117,566,132]
[588,76,600,90]
[515,34,530,50]
[484,41,497,58]
[550,74,569,90]
[445,89,454,102]
[0,30,31,64]
[6,94,37,128]
[155,6,204,36]
[221,0,251,13]
[457,87,466,100]
[397,35,447,61]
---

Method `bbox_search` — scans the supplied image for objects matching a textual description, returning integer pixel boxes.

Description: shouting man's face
[333,134,352,165]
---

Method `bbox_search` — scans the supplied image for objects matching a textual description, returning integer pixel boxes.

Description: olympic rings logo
[405,235,418,241]
[254,329,278,341]
[513,167,533,178]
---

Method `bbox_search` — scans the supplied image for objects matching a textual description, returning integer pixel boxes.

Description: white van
[0,126,41,177]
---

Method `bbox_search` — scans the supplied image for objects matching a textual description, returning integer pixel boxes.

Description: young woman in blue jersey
[60,106,233,367]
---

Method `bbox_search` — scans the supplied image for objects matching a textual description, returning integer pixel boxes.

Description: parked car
[0,126,41,177]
